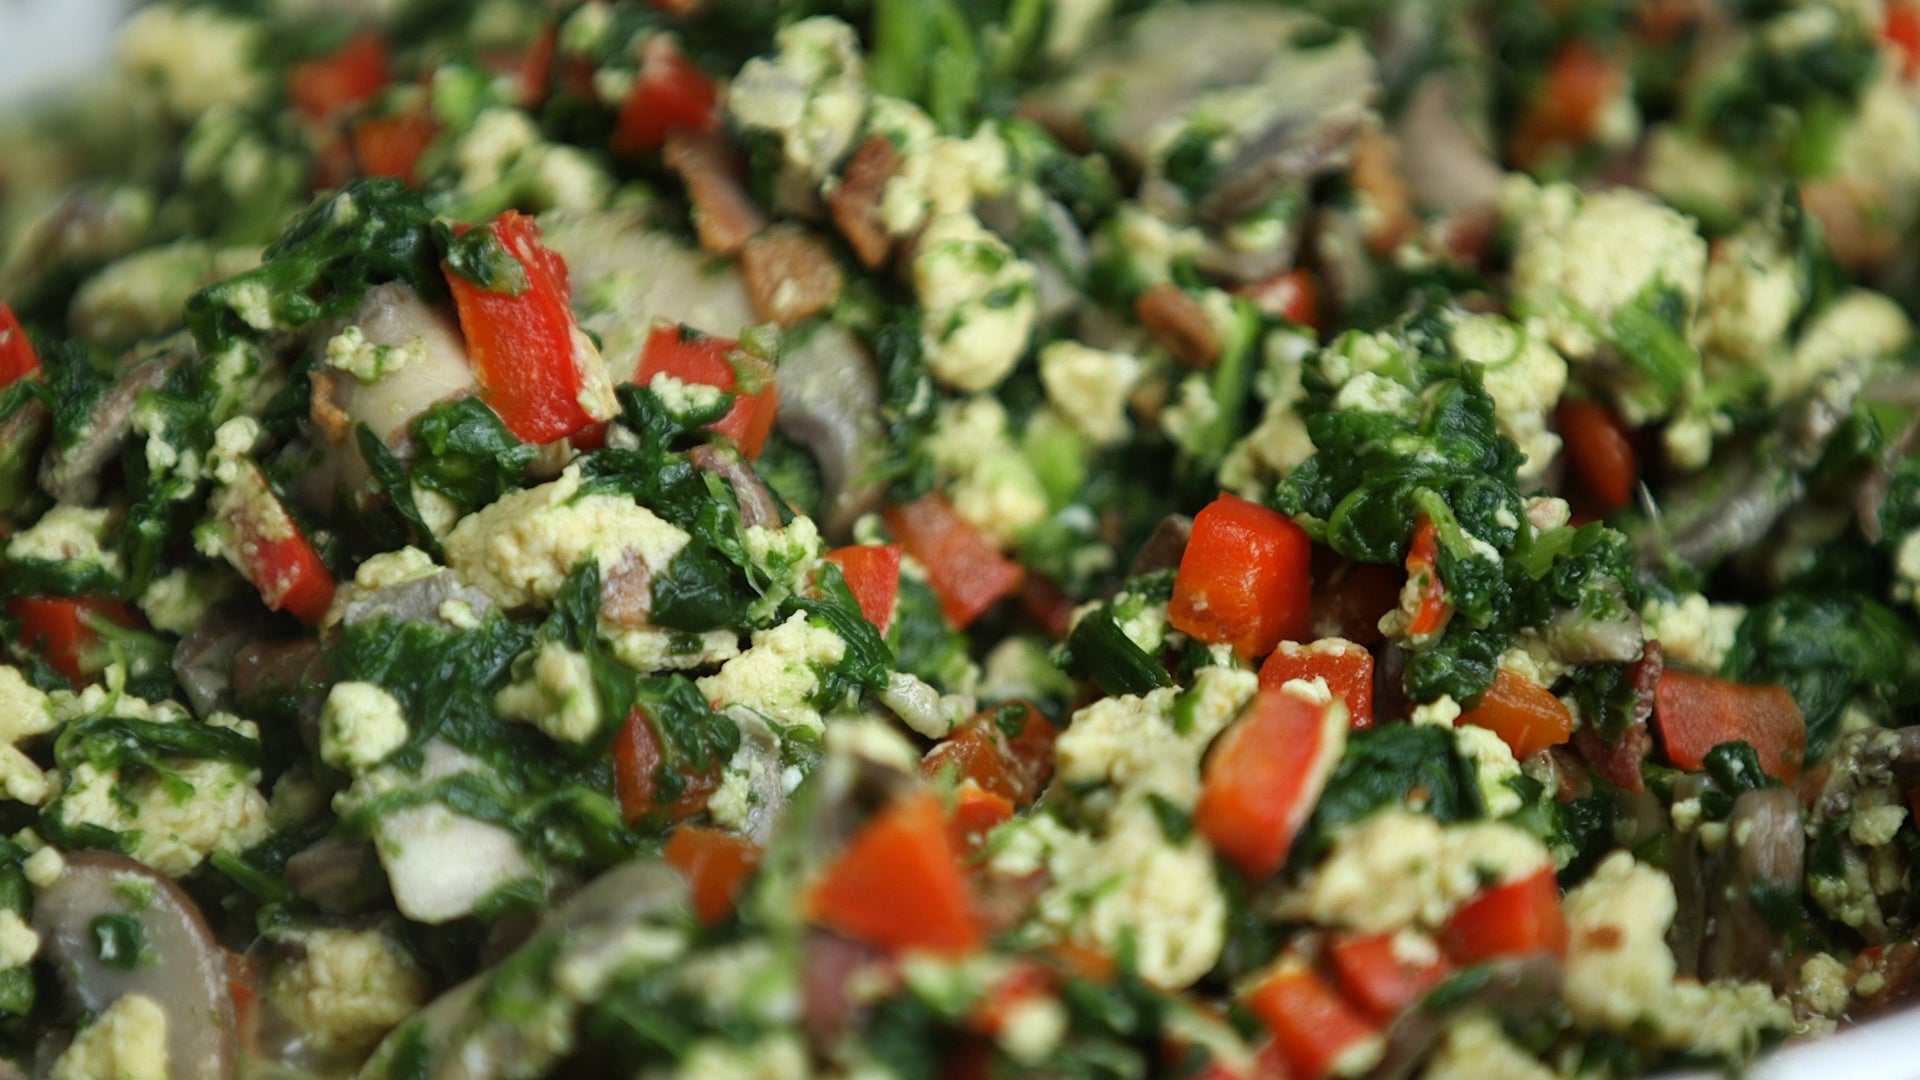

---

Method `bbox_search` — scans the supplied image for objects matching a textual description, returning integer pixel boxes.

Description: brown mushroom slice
[772,323,886,541]
[1699,787,1804,981]
[33,851,238,1080]
[320,278,480,455]
[358,859,690,1080]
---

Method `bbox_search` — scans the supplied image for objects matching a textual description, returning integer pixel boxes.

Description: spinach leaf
[1298,725,1482,857]
[1725,591,1920,761]
[408,398,539,513]
[1058,608,1172,697]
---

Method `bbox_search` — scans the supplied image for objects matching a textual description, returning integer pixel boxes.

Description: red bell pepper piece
[1169,492,1312,659]
[921,701,1057,806]
[632,323,780,459]
[352,111,438,186]
[1439,866,1568,964]
[664,825,762,925]
[1558,396,1638,512]
[944,782,1015,856]
[1509,39,1622,167]
[445,211,608,445]
[1888,1,1920,80]
[1236,269,1319,332]
[1258,640,1375,729]
[612,705,722,825]
[822,544,901,634]
[1653,668,1806,782]
[1244,960,1383,1080]
[209,461,335,623]
[1459,668,1575,761]
[806,790,981,955]
[1403,516,1451,639]
[1196,689,1348,880]
[288,30,389,122]
[883,495,1023,629]
[0,305,37,388]
[612,34,720,155]
[6,596,142,688]
[1327,931,1453,1022]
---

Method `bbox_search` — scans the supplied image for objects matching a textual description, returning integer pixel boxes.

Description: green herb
[1058,607,1172,697]
[1299,725,1482,857]
[437,222,530,295]
[89,912,147,969]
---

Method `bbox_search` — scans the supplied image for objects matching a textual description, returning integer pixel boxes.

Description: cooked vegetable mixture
[6,0,1920,1076]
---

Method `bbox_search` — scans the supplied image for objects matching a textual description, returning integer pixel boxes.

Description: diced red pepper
[1236,270,1319,332]
[211,462,336,623]
[1196,689,1348,881]
[1404,516,1451,639]
[288,30,390,122]
[633,323,780,459]
[664,825,762,925]
[518,25,559,107]
[445,211,606,445]
[1169,493,1312,659]
[1888,1,1920,81]
[612,34,721,155]
[1460,668,1574,761]
[883,495,1023,629]
[1653,668,1806,783]
[1327,931,1452,1022]
[945,782,1015,857]
[1557,397,1639,512]
[1439,867,1568,965]
[806,790,981,955]
[1509,39,1622,167]
[612,706,721,825]
[1244,960,1383,1080]
[1258,640,1375,729]
[0,305,38,388]
[351,111,438,186]
[823,543,901,635]
[6,596,142,688]
[921,701,1057,806]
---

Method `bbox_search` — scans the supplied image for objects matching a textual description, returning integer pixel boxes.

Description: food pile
[4,0,1920,1076]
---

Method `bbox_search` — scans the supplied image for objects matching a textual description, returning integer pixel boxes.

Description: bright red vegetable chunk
[1244,960,1383,1080]
[1169,492,1312,659]
[882,495,1023,629]
[1403,516,1451,640]
[6,597,142,688]
[944,782,1015,857]
[921,701,1057,806]
[445,211,608,445]
[1558,396,1639,511]
[209,461,336,623]
[1509,39,1622,167]
[1439,867,1568,965]
[1196,688,1348,881]
[1460,668,1575,761]
[612,34,721,155]
[1653,668,1806,782]
[612,706,721,825]
[632,323,780,459]
[352,111,438,186]
[1888,1,1920,80]
[822,544,902,634]
[0,305,39,388]
[806,790,981,955]
[1258,639,1375,729]
[1327,931,1453,1022]
[288,30,390,122]
[664,825,762,925]
[1236,269,1319,332]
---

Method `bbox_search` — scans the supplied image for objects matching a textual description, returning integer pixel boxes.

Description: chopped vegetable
[1326,931,1453,1022]
[632,324,779,459]
[1196,689,1348,880]
[883,495,1023,630]
[1652,669,1805,782]
[1170,493,1312,659]
[805,790,980,955]
[1257,640,1375,728]
[663,826,761,925]
[611,35,721,156]
[288,30,389,122]
[1458,668,1574,760]
[1557,396,1639,511]
[1243,959,1383,1080]
[1438,867,1567,964]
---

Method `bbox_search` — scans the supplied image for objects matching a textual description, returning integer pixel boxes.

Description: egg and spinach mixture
[6,0,1920,1077]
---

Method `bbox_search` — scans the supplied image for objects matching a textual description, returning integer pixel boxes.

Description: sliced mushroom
[663,129,769,258]
[40,343,182,504]
[356,739,537,925]
[284,836,383,914]
[1700,787,1803,981]
[689,443,783,529]
[1392,72,1503,216]
[772,323,885,540]
[314,282,482,487]
[336,566,497,629]
[1127,513,1193,577]
[358,859,689,1080]
[170,611,265,717]
[33,852,238,1080]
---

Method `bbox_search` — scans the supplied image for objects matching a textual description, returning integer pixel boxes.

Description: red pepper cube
[1169,492,1311,659]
